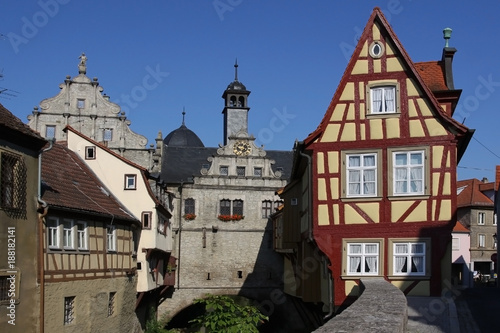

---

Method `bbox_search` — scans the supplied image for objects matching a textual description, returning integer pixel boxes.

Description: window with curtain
[370,86,396,113]
[393,151,424,195]
[347,243,379,275]
[347,153,377,197]
[393,242,425,275]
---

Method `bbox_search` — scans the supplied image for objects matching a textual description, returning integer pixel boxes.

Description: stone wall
[313,279,407,333]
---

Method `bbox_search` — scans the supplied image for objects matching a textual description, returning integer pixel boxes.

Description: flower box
[218,214,245,222]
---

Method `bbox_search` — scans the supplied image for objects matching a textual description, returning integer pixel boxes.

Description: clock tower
[222,60,251,146]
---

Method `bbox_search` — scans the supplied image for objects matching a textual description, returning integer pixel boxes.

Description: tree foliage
[189,294,267,333]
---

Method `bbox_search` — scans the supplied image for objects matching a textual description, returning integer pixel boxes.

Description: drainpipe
[176,181,183,290]
[37,139,53,333]
[299,147,334,321]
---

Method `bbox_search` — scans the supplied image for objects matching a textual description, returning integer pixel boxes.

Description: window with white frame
[107,225,116,252]
[393,151,425,195]
[393,242,426,276]
[478,212,485,225]
[452,237,459,250]
[124,174,137,190]
[478,234,485,248]
[262,200,272,218]
[347,243,379,275]
[85,146,96,160]
[370,86,396,113]
[63,220,74,249]
[47,218,60,249]
[76,222,87,250]
[347,153,377,197]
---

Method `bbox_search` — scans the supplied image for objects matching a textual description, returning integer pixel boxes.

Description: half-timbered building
[64,125,175,327]
[277,7,473,311]
[40,141,141,332]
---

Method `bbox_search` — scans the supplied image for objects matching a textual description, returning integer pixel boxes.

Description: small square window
[85,146,96,160]
[77,99,85,109]
[124,174,137,190]
[254,167,262,177]
[46,125,56,139]
[220,166,228,176]
[370,86,396,113]
[236,166,246,177]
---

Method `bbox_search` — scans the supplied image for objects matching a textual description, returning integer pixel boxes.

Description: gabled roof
[64,125,170,215]
[415,61,448,91]
[457,178,494,208]
[303,7,471,149]
[41,142,138,224]
[0,103,46,149]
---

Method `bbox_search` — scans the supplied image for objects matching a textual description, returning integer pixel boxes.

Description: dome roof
[227,80,247,91]
[163,124,204,147]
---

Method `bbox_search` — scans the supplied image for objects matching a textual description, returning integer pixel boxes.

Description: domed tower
[222,60,251,145]
[163,111,204,148]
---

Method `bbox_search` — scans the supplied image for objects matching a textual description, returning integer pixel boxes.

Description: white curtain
[349,170,360,194]
[365,257,377,273]
[412,256,424,272]
[410,167,423,193]
[364,170,375,195]
[372,88,383,112]
[395,168,407,193]
[349,257,361,273]
[384,87,395,112]
[394,244,408,273]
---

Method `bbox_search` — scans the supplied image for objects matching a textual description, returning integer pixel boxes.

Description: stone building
[27,54,162,172]
[157,64,307,331]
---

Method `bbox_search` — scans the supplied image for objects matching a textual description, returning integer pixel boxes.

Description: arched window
[230,96,237,107]
[238,96,245,107]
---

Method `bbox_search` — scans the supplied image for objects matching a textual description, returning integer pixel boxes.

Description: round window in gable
[369,41,384,58]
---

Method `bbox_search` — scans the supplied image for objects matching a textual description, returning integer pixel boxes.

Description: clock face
[233,141,251,156]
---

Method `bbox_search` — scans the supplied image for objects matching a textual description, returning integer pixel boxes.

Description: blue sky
[1,1,499,181]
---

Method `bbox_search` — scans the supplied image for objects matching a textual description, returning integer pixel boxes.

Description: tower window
[46,125,56,139]
[220,166,228,176]
[238,96,245,107]
[236,166,246,177]
[230,96,236,107]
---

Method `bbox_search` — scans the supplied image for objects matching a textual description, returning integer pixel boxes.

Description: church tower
[222,60,251,146]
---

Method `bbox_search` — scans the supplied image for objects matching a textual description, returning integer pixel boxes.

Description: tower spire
[182,108,186,126]
[234,58,238,81]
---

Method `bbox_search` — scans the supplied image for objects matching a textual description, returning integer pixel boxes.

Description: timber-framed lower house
[274,7,473,312]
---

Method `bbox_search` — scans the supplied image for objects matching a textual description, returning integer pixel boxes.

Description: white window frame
[47,217,60,249]
[478,234,486,248]
[392,242,426,276]
[346,153,377,197]
[452,237,460,251]
[124,174,137,190]
[370,86,396,113]
[76,221,88,250]
[478,212,485,225]
[107,225,116,252]
[346,243,379,276]
[393,150,425,196]
[63,219,74,249]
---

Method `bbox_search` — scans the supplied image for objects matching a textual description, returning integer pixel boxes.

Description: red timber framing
[300,8,472,309]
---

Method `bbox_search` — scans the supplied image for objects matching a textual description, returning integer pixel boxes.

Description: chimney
[441,27,457,90]
[482,177,489,183]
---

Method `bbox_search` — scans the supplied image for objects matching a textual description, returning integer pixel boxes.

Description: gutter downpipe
[298,147,334,321]
[38,139,53,333]
[176,181,183,290]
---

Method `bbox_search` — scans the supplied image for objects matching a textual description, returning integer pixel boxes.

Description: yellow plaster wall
[408,100,418,117]
[425,118,448,136]
[359,83,365,100]
[386,41,395,55]
[442,172,451,195]
[360,123,366,140]
[340,83,355,101]
[432,146,444,168]
[318,204,330,226]
[432,173,441,196]
[360,41,368,57]
[330,178,339,200]
[352,60,368,74]
[417,98,433,117]
[372,24,380,40]
[403,201,427,222]
[340,123,357,141]
[322,124,341,142]
[391,280,429,296]
[406,78,420,97]
[317,152,325,174]
[328,152,339,173]
[346,104,355,120]
[391,201,413,222]
[345,280,360,296]
[344,204,368,224]
[409,119,425,137]
[333,204,340,225]
[439,200,451,221]
[318,178,327,201]
[330,104,346,121]
[386,57,404,72]
[374,59,381,73]
[356,202,380,223]
[369,118,383,140]
[386,118,400,139]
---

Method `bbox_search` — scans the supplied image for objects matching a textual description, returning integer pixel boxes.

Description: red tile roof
[457,178,494,208]
[0,103,46,147]
[453,220,470,233]
[41,142,139,224]
[415,61,448,91]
